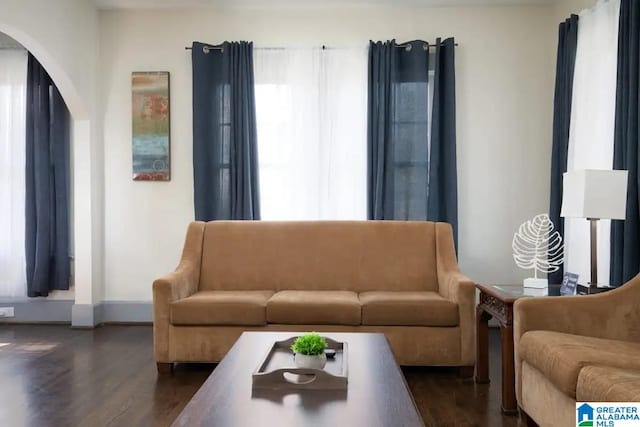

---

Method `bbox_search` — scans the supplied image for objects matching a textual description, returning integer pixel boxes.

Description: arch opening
[0,24,89,120]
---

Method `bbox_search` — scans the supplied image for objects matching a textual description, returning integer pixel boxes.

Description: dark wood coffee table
[171,331,424,427]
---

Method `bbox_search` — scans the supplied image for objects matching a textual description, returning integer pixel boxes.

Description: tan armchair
[514,274,640,426]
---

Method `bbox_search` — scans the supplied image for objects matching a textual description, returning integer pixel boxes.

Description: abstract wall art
[132,71,170,181]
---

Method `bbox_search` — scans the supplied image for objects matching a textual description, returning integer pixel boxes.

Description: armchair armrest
[514,273,640,346]
[153,221,205,361]
[435,222,475,366]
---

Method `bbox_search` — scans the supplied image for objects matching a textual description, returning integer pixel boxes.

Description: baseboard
[72,301,152,327]
[71,303,98,327]
[103,321,153,326]
[101,301,153,323]
[0,299,73,323]
[0,300,152,327]
[0,299,502,328]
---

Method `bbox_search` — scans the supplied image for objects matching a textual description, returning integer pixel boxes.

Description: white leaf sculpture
[512,213,564,280]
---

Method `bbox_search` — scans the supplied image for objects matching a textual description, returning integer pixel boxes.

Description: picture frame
[560,272,579,296]
[131,71,170,181]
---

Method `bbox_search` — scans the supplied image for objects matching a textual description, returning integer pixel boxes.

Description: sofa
[153,220,475,374]
[514,274,640,427]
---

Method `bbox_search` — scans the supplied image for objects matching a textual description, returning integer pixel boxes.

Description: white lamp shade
[561,169,628,219]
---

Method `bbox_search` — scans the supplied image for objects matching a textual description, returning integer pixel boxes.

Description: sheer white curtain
[565,0,620,285]
[254,46,368,220]
[0,48,27,297]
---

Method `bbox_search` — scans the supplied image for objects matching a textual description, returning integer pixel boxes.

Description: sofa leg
[458,365,474,378]
[156,362,174,375]
[520,408,538,427]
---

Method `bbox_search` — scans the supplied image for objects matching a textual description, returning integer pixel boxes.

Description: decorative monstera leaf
[512,214,564,278]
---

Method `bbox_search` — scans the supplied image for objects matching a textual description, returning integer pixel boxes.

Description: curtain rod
[185,45,225,53]
[396,41,459,51]
[185,42,458,53]
[185,45,340,53]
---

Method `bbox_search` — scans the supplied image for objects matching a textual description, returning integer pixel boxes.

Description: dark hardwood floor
[0,325,525,427]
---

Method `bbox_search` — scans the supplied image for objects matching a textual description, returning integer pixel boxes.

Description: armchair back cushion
[199,221,439,292]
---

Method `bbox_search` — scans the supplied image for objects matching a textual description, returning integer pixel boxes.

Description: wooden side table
[475,284,560,415]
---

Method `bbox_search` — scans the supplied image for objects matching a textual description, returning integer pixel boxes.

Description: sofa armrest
[435,222,475,366]
[153,265,198,303]
[439,269,476,366]
[153,221,205,362]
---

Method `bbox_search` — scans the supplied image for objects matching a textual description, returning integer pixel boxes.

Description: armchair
[514,274,640,426]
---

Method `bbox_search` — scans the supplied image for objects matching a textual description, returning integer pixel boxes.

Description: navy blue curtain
[428,37,458,247]
[367,39,457,244]
[548,15,579,286]
[611,0,640,286]
[367,39,397,220]
[192,41,260,221]
[25,53,71,297]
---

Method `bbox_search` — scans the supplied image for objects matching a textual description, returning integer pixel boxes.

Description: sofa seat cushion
[170,290,274,326]
[519,330,640,397]
[266,291,361,325]
[359,291,458,326]
[577,366,640,402]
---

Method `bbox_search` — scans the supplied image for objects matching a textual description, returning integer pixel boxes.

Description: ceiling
[93,0,556,9]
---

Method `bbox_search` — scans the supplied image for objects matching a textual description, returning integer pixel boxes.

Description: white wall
[100,4,556,301]
[0,0,97,119]
[553,0,596,22]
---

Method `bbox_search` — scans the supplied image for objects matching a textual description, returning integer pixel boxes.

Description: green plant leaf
[290,332,327,356]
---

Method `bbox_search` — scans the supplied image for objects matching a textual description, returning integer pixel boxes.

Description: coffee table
[171,331,424,427]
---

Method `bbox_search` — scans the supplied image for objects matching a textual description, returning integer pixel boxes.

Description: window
[216,84,231,215]
[391,53,435,220]
[0,48,27,297]
[254,46,368,220]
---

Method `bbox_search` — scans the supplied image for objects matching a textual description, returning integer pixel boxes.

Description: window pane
[218,166,230,218]
[393,165,428,220]
[395,82,428,122]
[393,123,428,163]
[254,47,367,220]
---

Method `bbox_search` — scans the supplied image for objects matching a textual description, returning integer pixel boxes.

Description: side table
[474,284,560,415]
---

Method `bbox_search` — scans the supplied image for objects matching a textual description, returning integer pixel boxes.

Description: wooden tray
[252,336,348,391]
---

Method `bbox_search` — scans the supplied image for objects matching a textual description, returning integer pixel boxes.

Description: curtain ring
[422,43,429,51]
[203,46,223,54]
[405,44,412,52]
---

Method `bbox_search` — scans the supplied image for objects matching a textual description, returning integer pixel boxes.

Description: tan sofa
[153,220,475,374]
[514,274,640,427]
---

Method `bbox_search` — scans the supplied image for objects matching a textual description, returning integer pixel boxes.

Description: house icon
[577,403,594,426]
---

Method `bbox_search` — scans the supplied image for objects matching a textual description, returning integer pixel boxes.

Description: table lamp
[560,169,628,286]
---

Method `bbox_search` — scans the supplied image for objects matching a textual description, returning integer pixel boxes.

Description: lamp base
[524,278,548,289]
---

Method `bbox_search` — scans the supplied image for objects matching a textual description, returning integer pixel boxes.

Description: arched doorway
[0,22,99,325]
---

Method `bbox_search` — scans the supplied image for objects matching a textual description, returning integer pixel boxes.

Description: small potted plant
[291,332,328,369]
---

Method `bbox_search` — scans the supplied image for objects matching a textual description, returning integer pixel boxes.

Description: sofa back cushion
[199,220,440,292]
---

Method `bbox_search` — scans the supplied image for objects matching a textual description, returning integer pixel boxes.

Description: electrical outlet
[0,307,15,317]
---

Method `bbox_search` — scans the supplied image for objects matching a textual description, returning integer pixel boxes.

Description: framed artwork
[132,71,170,181]
[560,272,579,296]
